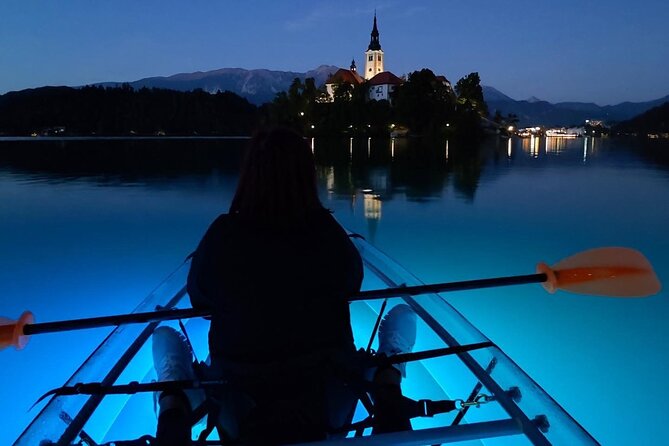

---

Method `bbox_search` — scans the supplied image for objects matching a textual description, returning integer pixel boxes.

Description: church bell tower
[364,13,384,80]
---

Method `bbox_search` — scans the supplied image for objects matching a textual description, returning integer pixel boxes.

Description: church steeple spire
[368,12,382,51]
[364,12,384,80]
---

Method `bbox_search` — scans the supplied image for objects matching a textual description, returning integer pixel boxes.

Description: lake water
[0,135,667,445]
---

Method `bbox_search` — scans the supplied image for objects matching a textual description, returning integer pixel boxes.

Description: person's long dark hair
[229,127,325,226]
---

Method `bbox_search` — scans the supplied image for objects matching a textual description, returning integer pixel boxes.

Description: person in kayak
[152,127,417,444]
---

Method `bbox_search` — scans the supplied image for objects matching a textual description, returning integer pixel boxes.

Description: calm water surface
[0,136,667,445]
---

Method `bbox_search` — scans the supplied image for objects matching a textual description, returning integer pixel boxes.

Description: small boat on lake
[12,234,606,446]
[545,128,582,138]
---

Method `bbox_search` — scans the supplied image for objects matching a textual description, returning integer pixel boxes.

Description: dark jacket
[187,209,363,365]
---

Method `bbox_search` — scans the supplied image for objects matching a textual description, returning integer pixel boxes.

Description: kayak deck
[14,236,599,445]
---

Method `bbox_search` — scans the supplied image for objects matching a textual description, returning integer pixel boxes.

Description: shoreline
[0,135,252,142]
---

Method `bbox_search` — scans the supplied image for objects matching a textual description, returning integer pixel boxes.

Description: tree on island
[492,110,520,136]
[266,68,489,138]
[452,72,488,137]
[265,77,392,136]
[328,81,391,136]
[266,77,327,134]
[455,72,488,117]
[392,68,456,135]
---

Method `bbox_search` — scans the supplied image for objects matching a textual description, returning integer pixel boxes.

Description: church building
[324,14,403,103]
[324,60,364,100]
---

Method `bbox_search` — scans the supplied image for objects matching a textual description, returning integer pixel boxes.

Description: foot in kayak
[152,326,199,445]
[373,304,417,433]
[377,303,417,377]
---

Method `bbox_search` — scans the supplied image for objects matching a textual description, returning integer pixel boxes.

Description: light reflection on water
[0,136,668,445]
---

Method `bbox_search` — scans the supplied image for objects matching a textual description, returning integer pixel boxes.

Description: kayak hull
[14,235,599,446]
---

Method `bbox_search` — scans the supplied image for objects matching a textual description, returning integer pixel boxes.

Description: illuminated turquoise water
[0,136,667,445]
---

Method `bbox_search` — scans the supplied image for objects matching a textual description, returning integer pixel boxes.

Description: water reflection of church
[321,150,385,237]
[316,136,483,242]
[363,190,382,220]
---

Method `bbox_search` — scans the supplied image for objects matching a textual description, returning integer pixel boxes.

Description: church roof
[367,13,382,51]
[325,68,364,85]
[368,71,403,86]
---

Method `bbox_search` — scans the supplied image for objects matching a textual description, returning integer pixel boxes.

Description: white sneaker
[377,304,417,378]
[152,326,205,417]
[152,326,194,383]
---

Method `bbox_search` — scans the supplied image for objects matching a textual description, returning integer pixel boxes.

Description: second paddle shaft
[22,273,548,336]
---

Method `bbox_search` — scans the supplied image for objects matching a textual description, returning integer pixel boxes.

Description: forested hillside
[614,102,669,135]
[0,85,259,136]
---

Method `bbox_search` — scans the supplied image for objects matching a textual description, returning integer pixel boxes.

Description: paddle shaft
[23,308,211,335]
[21,273,547,336]
[351,272,547,301]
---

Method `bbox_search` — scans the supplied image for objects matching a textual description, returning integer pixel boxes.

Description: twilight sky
[1,0,668,105]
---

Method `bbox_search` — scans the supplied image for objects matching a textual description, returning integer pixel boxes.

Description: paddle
[1,247,661,351]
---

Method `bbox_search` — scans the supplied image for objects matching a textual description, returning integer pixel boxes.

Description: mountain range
[483,86,669,127]
[95,66,668,127]
[97,65,339,107]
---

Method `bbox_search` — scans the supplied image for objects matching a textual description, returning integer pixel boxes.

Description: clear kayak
[14,235,600,445]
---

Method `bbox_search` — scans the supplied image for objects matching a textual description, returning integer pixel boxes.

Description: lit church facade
[325,14,402,103]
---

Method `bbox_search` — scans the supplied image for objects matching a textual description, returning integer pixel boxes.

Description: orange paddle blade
[537,247,661,297]
[0,311,34,351]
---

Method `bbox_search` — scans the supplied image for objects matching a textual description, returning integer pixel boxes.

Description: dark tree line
[0,70,489,138]
[264,69,489,137]
[0,84,259,136]
[613,101,669,135]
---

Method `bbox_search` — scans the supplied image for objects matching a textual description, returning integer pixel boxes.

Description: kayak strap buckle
[456,393,494,410]
[416,399,457,417]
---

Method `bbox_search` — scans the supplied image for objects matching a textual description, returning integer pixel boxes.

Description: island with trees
[265,69,491,138]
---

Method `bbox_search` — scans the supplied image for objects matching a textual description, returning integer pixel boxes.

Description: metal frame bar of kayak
[451,357,498,426]
[188,419,522,446]
[97,419,523,446]
[20,274,547,336]
[55,286,188,446]
[361,258,552,446]
[36,341,496,402]
[301,418,523,445]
